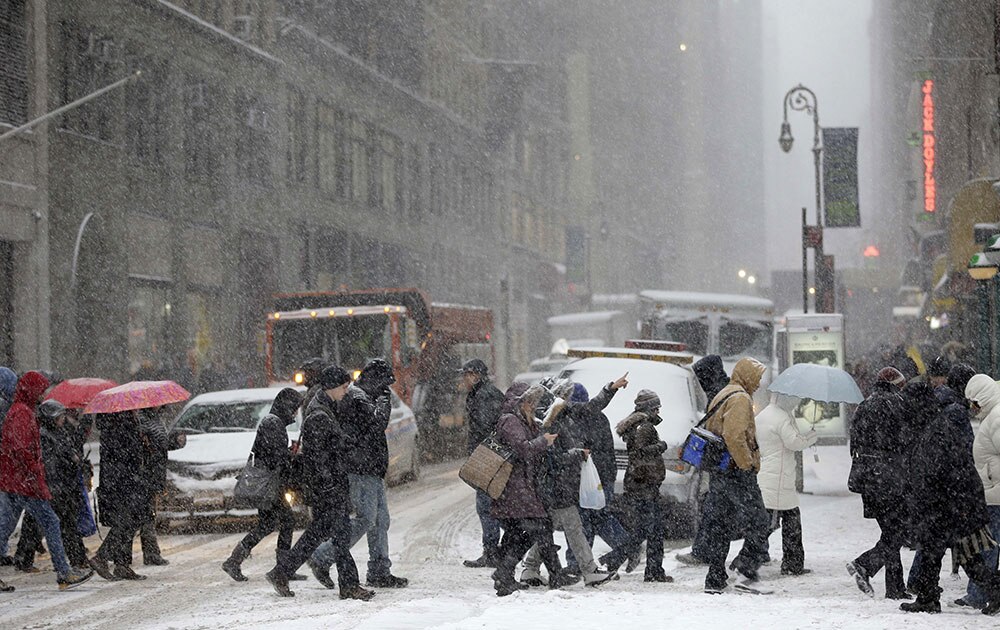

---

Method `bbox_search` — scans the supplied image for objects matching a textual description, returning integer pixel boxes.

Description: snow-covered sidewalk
[1,450,996,629]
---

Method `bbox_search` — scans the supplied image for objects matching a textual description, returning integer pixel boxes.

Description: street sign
[822,127,861,227]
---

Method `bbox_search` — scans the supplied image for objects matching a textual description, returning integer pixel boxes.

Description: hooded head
[13,371,50,408]
[502,381,530,414]
[357,358,395,394]
[965,374,1000,418]
[770,392,801,414]
[731,358,766,395]
[0,367,16,402]
[946,363,976,397]
[37,399,67,429]
[634,389,661,413]
[270,387,303,424]
[518,384,548,420]
[692,355,729,400]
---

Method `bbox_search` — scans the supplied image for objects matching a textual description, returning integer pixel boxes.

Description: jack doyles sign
[788,330,848,441]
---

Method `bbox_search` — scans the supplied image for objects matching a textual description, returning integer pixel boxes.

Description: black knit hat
[318,365,352,389]
[927,355,952,378]
[270,387,303,420]
[634,389,661,412]
[947,363,976,395]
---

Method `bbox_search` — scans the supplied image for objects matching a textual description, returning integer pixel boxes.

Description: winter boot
[307,559,337,589]
[519,566,547,587]
[366,573,408,588]
[113,564,147,580]
[265,569,294,597]
[88,555,120,581]
[340,585,376,601]
[886,589,914,600]
[675,552,705,567]
[492,569,527,597]
[644,572,675,583]
[984,599,1000,616]
[548,570,581,589]
[900,598,941,614]
[57,569,94,591]
[846,561,874,597]
[0,578,14,592]
[221,543,251,582]
[463,547,500,568]
[143,554,169,566]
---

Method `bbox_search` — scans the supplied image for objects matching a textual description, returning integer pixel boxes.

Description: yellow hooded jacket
[705,358,765,472]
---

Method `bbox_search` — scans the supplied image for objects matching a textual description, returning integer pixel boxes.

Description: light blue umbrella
[767,363,863,404]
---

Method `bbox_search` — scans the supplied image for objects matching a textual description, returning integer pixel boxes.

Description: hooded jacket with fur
[967,374,1000,505]
[0,371,52,500]
[705,358,764,472]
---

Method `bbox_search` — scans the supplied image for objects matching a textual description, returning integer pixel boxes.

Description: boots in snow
[463,547,499,568]
[113,564,147,580]
[57,569,94,591]
[900,598,941,614]
[265,569,294,597]
[88,556,120,581]
[366,573,408,588]
[583,568,616,587]
[340,585,376,601]
[519,566,546,587]
[222,543,251,582]
[846,561,874,597]
[143,554,169,566]
[307,558,337,589]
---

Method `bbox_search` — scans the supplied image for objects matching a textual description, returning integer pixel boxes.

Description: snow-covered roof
[639,290,774,310]
[548,310,624,326]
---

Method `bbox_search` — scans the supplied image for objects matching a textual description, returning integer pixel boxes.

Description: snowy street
[1,447,996,629]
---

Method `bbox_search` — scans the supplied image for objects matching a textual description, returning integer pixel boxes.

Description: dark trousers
[241,503,294,556]
[96,511,145,566]
[275,504,358,588]
[854,511,905,594]
[495,517,561,585]
[770,508,803,572]
[701,469,770,589]
[475,490,501,553]
[16,497,89,568]
[627,496,665,578]
[911,545,1000,604]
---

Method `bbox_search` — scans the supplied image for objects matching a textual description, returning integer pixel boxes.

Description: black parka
[850,381,908,520]
[298,391,352,508]
[465,377,504,454]
[96,412,151,526]
[342,383,392,478]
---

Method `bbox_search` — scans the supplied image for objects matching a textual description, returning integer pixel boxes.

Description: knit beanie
[927,355,951,378]
[318,366,352,389]
[634,388,660,412]
[571,383,589,403]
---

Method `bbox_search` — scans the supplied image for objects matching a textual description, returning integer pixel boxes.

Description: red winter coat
[0,371,52,500]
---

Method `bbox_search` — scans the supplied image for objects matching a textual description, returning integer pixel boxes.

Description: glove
[656,440,668,453]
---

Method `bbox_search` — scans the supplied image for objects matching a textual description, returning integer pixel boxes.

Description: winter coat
[936,385,975,455]
[537,401,586,510]
[491,406,550,520]
[967,375,1000,506]
[96,411,153,526]
[616,411,667,500]
[693,355,729,403]
[466,377,504,454]
[298,390,352,508]
[849,381,907,520]
[0,371,52,500]
[139,409,170,494]
[40,425,82,505]
[755,395,817,510]
[0,366,16,443]
[705,358,764,472]
[341,383,391,479]
[565,384,619,492]
[908,401,990,549]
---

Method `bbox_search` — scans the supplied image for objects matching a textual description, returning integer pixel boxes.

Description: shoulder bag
[459,434,515,499]
[233,453,281,510]
[680,392,741,472]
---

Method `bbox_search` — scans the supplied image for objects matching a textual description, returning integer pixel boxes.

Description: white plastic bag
[578,457,606,510]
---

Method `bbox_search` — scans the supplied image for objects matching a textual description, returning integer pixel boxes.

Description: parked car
[160,386,419,524]
[557,351,707,535]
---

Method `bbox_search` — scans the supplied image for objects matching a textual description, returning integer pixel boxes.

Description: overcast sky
[762,0,873,276]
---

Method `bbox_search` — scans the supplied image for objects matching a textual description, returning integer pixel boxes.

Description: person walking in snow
[755,393,817,575]
[222,388,304,582]
[899,374,1000,615]
[698,357,771,593]
[846,367,910,599]
[459,358,505,569]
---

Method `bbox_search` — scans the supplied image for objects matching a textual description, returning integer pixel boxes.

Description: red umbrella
[45,378,119,409]
[83,380,191,414]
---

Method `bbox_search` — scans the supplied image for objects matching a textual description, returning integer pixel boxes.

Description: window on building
[348,116,369,205]
[184,78,218,181]
[0,0,28,126]
[59,23,121,142]
[407,144,422,220]
[429,142,442,215]
[286,87,308,184]
[236,92,272,185]
[316,102,343,197]
[124,56,165,166]
[232,0,256,41]
[376,131,402,213]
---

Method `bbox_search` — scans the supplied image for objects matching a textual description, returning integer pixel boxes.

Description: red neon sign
[922,79,935,213]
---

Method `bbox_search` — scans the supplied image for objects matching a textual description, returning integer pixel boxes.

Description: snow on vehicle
[557,346,707,536]
[160,386,419,525]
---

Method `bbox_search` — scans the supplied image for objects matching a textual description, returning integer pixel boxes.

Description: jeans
[854,510,906,594]
[476,490,501,553]
[701,469,770,589]
[240,502,294,557]
[0,492,71,578]
[770,508,803,572]
[275,504,358,588]
[525,505,597,576]
[966,505,1000,607]
[16,493,88,568]
[312,474,391,576]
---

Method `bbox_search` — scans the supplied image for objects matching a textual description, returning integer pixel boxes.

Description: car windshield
[719,318,773,364]
[650,316,708,356]
[271,314,390,380]
[173,401,273,434]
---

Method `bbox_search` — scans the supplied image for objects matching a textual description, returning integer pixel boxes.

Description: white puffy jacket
[755,394,818,511]
[966,374,1000,506]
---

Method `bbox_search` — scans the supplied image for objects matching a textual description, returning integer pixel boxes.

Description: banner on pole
[822,127,860,227]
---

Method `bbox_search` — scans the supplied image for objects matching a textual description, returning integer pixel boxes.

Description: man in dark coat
[602,389,673,583]
[136,406,180,566]
[310,358,408,588]
[265,367,372,600]
[903,378,1000,615]
[459,358,505,568]
[222,388,303,582]
[847,367,910,599]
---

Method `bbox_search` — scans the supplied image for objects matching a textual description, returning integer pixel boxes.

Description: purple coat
[490,408,550,520]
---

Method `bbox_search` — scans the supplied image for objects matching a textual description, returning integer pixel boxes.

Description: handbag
[459,434,514,499]
[578,457,606,510]
[77,471,97,537]
[233,453,281,510]
[680,392,740,472]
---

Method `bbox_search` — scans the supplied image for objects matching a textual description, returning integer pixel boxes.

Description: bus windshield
[271,314,390,380]
[719,318,773,364]
[649,316,709,356]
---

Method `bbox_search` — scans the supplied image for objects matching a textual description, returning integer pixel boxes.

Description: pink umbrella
[45,378,119,409]
[83,380,191,414]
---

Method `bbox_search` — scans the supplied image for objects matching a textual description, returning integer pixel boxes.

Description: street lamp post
[780,85,823,314]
